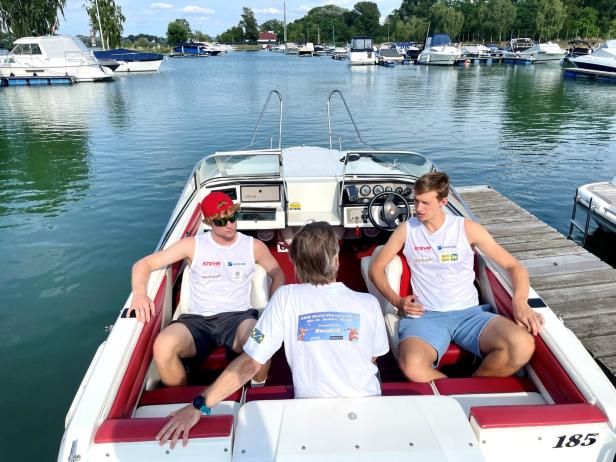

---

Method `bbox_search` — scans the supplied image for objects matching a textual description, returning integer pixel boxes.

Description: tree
[478,0,517,42]
[0,0,65,37]
[193,30,213,42]
[351,2,381,37]
[85,0,125,49]
[167,18,191,45]
[240,7,258,42]
[565,7,599,38]
[537,0,566,40]
[429,2,464,39]
[217,25,244,44]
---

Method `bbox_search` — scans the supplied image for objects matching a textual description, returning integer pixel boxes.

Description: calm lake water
[1,51,615,460]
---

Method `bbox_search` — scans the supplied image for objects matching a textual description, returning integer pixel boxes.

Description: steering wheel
[367,191,411,231]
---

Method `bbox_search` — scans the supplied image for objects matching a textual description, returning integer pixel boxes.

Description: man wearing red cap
[130,191,285,387]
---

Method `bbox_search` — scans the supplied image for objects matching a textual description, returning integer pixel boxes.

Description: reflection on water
[1,53,616,460]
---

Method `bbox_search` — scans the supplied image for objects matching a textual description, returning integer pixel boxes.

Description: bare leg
[398,337,447,383]
[153,323,197,387]
[474,316,535,377]
[233,318,270,383]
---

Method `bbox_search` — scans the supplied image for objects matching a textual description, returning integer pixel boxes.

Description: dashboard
[342,181,415,228]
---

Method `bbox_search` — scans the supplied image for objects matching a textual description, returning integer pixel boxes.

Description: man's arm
[368,223,424,317]
[130,237,195,323]
[464,219,544,335]
[254,239,285,296]
[156,353,262,449]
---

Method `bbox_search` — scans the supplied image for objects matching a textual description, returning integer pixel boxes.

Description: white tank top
[187,232,256,316]
[402,215,478,312]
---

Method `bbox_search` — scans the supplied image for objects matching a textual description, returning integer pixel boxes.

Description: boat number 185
[553,433,599,448]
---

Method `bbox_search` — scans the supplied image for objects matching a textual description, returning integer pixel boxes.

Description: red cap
[201,191,234,218]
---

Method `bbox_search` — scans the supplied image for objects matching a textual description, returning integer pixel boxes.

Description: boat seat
[381,382,434,396]
[245,385,294,402]
[360,245,470,366]
[170,263,271,374]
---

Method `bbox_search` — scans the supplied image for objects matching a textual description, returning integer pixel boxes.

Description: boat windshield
[351,37,373,51]
[199,151,281,181]
[343,151,434,178]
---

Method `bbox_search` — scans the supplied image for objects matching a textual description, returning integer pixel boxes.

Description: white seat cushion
[174,264,271,320]
[360,245,405,359]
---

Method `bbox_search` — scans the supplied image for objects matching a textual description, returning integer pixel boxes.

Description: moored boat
[58,90,616,462]
[0,35,114,82]
[348,36,375,66]
[570,177,616,235]
[417,34,461,65]
[93,48,163,72]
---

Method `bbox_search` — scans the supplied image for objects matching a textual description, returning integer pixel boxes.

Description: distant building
[258,31,278,44]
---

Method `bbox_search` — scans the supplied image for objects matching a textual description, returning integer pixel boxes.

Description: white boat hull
[115,59,162,72]
[0,62,113,81]
[417,51,459,65]
[348,51,375,65]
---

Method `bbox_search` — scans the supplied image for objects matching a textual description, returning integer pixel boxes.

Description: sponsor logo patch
[202,261,221,267]
[437,244,456,251]
[413,245,432,251]
[439,253,459,263]
[250,327,265,344]
[412,257,432,264]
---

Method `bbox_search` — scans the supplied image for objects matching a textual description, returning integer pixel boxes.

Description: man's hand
[512,298,544,336]
[128,293,156,323]
[156,405,201,449]
[396,295,425,318]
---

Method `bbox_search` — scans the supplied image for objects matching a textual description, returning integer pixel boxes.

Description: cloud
[254,8,282,15]
[150,2,173,9]
[181,6,215,15]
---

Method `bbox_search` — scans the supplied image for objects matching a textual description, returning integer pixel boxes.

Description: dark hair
[290,221,339,285]
[414,171,450,201]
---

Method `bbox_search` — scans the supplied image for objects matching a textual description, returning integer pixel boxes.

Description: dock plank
[459,186,616,377]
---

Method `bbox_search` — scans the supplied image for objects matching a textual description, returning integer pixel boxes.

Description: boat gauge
[360,185,371,196]
[404,187,412,197]
[373,185,384,195]
[385,186,393,192]
[395,186,404,194]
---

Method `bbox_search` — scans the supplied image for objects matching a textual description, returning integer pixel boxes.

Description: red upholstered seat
[138,385,241,407]
[434,377,537,395]
[94,416,233,443]
[470,403,607,429]
[197,347,230,373]
[381,382,434,396]
[245,385,294,402]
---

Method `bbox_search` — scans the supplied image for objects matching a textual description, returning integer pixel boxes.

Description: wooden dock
[457,185,616,377]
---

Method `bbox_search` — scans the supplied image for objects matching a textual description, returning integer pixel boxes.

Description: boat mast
[283,0,287,43]
[95,0,105,50]
[333,25,335,46]
[318,27,320,45]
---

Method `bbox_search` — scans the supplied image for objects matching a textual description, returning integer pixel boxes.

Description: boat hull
[0,62,113,81]
[115,59,163,72]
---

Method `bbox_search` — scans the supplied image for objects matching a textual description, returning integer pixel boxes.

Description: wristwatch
[192,395,212,415]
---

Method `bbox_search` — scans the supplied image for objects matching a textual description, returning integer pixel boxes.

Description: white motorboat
[517,42,566,63]
[348,36,376,65]
[571,177,616,234]
[93,49,163,72]
[297,42,314,56]
[331,46,348,60]
[462,44,492,58]
[567,40,616,75]
[377,42,404,64]
[58,90,616,462]
[417,34,461,65]
[284,42,299,54]
[0,35,114,82]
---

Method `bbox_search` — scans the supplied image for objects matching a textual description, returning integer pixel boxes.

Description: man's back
[244,282,389,398]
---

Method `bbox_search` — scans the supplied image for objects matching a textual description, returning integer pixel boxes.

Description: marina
[1,49,615,461]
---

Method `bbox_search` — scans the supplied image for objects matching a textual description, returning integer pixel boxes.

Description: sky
[59,0,400,37]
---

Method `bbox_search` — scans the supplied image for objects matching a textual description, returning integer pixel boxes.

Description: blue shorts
[398,304,497,366]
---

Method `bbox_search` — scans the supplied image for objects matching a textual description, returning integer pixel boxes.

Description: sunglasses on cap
[209,211,239,227]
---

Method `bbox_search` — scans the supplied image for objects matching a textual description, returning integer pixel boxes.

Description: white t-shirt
[402,215,478,311]
[244,282,389,399]
[187,232,255,316]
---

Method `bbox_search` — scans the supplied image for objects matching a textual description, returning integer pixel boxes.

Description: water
[1,52,615,460]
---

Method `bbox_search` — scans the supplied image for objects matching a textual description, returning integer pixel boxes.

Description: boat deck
[458,185,616,378]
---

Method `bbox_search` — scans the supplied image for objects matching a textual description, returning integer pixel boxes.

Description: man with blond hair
[369,171,543,383]
[129,191,285,387]
[156,221,389,448]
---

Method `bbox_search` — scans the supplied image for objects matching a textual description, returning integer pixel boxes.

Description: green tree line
[216,1,616,45]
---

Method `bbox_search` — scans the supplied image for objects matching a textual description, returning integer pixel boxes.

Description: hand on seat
[396,295,424,318]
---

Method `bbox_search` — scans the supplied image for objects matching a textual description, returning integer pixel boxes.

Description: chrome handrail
[327,89,364,149]
[249,89,283,151]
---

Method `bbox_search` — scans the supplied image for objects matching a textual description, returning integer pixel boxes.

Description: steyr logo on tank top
[202,261,221,267]
[297,312,360,342]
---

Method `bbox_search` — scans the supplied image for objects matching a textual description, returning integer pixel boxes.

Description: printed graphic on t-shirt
[439,253,459,263]
[230,268,244,281]
[297,312,360,342]
[250,327,265,344]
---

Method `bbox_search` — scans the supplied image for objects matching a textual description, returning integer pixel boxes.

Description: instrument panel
[344,182,413,204]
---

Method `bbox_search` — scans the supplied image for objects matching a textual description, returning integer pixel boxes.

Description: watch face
[192,395,205,409]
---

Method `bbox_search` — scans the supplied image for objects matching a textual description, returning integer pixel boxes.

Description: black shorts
[172,309,259,362]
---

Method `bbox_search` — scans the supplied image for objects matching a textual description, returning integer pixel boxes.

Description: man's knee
[507,330,535,367]
[398,339,437,382]
[153,329,186,363]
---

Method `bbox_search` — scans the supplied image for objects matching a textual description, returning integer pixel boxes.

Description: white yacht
[377,42,404,64]
[297,42,314,56]
[518,41,566,63]
[284,42,299,55]
[348,36,375,66]
[417,34,461,65]
[0,35,114,82]
[568,40,616,75]
[571,176,616,235]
